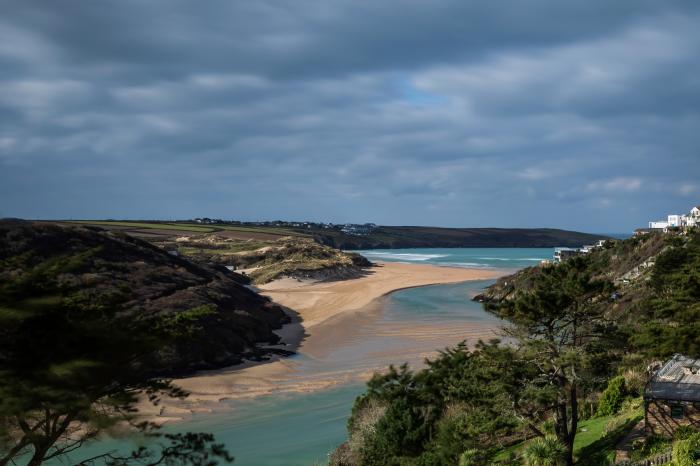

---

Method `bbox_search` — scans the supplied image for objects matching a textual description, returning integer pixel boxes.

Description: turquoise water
[48,249,531,466]
[178,282,500,466]
[355,247,553,270]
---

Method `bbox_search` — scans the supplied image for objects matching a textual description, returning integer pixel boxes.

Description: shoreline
[259,261,503,329]
[141,262,505,422]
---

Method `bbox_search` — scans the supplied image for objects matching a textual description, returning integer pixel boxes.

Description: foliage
[673,425,697,441]
[0,224,240,465]
[522,435,566,466]
[629,435,671,462]
[458,448,486,466]
[672,432,700,466]
[153,305,218,339]
[629,230,700,357]
[596,376,627,416]
[493,256,619,465]
[76,433,233,466]
[338,229,700,466]
[345,343,525,465]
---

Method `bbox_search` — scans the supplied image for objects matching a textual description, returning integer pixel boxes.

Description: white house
[649,220,669,229]
[648,205,700,230]
[554,247,579,262]
[667,215,682,227]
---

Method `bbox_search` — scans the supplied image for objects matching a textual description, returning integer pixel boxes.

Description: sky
[1,1,699,232]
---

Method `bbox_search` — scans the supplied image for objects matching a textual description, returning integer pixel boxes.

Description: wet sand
[145,262,504,421]
[261,262,501,328]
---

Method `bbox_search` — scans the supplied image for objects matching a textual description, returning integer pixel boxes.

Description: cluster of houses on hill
[643,205,700,232]
[551,239,609,263]
[190,217,378,235]
[340,223,377,235]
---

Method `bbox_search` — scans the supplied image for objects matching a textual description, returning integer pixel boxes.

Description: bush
[622,368,647,397]
[673,425,697,441]
[459,448,486,466]
[597,376,627,416]
[432,404,477,462]
[360,397,431,464]
[673,432,700,466]
[523,435,566,466]
[343,398,387,464]
[630,435,671,461]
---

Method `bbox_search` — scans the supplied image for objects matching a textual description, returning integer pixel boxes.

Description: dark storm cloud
[1,0,699,231]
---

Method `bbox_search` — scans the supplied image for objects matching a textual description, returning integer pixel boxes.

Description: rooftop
[645,354,700,402]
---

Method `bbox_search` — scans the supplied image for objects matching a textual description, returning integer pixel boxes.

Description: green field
[178,242,269,255]
[62,220,308,237]
[64,220,216,232]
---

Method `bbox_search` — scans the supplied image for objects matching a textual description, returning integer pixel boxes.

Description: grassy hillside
[309,226,608,249]
[155,235,372,284]
[60,220,307,240]
[0,220,290,375]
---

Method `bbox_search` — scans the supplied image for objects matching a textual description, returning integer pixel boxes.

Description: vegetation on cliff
[0,221,292,465]
[157,235,371,284]
[334,229,700,465]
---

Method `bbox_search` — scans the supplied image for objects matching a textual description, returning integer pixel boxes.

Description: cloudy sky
[1,1,699,232]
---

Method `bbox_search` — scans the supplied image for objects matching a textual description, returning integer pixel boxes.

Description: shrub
[459,448,486,466]
[522,435,566,466]
[345,398,387,463]
[360,397,431,464]
[153,304,217,339]
[631,435,671,461]
[673,432,700,466]
[603,415,629,436]
[673,425,697,441]
[597,376,627,416]
[432,404,477,462]
[622,368,647,397]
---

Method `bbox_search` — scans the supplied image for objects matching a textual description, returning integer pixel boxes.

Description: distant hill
[309,226,609,249]
[0,221,290,376]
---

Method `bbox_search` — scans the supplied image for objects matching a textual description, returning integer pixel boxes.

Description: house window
[671,404,684,419]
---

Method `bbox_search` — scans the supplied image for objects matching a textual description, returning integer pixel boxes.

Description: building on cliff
[647,205,700,230]
[644,354,700,437]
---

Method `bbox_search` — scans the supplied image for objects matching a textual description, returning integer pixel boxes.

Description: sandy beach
[145,262,504,421]
[261,261,502,328]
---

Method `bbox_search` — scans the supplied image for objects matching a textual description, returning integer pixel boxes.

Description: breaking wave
[360,252,448,261]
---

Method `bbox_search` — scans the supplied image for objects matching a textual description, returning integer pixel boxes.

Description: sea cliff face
[0,221,290,376]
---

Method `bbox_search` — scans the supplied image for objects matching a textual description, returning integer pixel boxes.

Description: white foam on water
[360,252,448,261]
[477,257,546,261]
[441,262,492,268]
